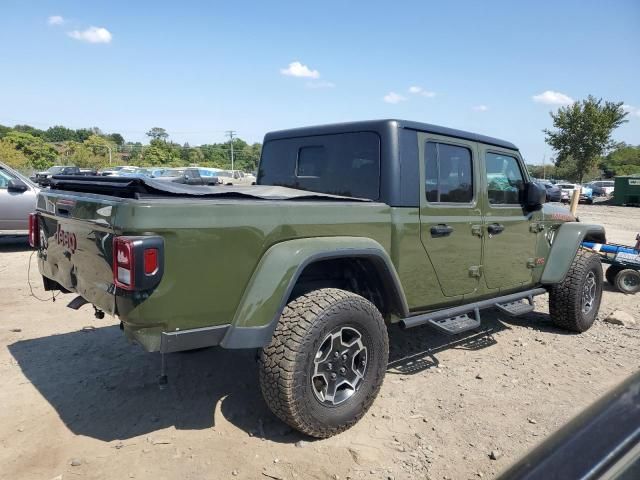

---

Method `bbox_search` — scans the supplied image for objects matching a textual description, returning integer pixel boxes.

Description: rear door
[480,146,537,289]
[418,134,483,297]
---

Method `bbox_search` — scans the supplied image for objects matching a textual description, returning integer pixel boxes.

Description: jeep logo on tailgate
[55,224,77,253]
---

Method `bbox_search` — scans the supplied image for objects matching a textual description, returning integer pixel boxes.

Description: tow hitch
[66,295,105,319]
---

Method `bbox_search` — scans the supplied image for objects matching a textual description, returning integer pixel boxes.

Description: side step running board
[495,296,535,317]
[428,307,481,335]
[400,288,547,333]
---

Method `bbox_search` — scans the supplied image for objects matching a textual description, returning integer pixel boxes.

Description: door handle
[430,224,454,237]
[487,223,505,235]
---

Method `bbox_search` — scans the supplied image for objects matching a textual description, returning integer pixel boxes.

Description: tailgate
[36,192,119,314]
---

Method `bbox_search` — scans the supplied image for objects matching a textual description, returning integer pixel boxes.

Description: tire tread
[258,288,387,438]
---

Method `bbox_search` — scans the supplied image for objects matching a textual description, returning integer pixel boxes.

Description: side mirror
[525,182,546,210]
[7,178,28,193]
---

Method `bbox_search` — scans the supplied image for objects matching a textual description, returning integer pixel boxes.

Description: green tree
[2,131,58,170]
[13,124,45,138]
[0,139,30,170]
[599,143,640,177]
[0,124,11,139]
[45,125,78,142]
[108,133,125,146]
[146,127,169,142]
[544,96,628,183]
[75,128,93,142]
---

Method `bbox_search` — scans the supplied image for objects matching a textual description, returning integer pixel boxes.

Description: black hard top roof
[264,119,518,150]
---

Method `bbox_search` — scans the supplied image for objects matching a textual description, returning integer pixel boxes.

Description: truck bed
[49,176,370,202]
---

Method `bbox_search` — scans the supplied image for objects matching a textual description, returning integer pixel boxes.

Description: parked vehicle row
[29,164,257,187]
[556,183,594,204]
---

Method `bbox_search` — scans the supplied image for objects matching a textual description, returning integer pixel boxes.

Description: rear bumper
[124,321,275,352]
[159,324,230,353]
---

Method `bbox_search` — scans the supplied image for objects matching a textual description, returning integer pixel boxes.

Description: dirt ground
[1,202,639,480]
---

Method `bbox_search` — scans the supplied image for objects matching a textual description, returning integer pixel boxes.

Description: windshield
[48,166,65,174]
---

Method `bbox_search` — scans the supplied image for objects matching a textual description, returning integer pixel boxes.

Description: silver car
[0,162,39,232]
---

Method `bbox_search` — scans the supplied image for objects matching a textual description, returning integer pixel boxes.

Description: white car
[590,180,615,196]
[0,162,39,233]
[201,168,255,185]
[557,183,594,204]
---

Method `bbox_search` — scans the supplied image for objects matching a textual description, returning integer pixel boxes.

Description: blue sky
[1,0,639,164]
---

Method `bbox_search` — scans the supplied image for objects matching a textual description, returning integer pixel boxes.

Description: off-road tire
[549,249,603,332]
[605,265,622,285]
[615,269,640,294]
[258,288,388,438]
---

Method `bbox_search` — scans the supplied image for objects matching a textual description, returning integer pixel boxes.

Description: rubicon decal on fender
[55,224,77,253]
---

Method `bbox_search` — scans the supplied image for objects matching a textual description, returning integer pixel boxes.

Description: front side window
[424,142,473,203]
[0,170,13,189]
[485,152,525,205]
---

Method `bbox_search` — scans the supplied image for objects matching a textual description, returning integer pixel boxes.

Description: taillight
[113,236,164,291]
[114,237,135,290]
[144,248,158,275]
[28,213,39,248]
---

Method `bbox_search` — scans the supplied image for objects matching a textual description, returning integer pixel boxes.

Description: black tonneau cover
[48,175,371,202]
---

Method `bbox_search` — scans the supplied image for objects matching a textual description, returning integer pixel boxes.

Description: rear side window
[424,141,474,203]
[485,152,525,205]
[258,132,381,200]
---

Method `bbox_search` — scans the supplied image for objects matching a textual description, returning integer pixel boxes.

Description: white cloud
[67,26,112,44]
[383,92,407,104]
[532,90,574,106]
[48,15,64,26]
[622,105,640,118]
[472,105,489,112]
[280,61,320,79]
[408,86,436,98]
[306,80,336,89]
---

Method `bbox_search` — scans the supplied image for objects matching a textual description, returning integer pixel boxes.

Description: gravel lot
[1,202,639,480]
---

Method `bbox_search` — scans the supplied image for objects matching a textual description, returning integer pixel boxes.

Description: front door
[418,134,483,298]
[480,147,537,289]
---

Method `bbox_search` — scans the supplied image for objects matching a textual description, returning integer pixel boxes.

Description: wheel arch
[220,237,408,349]
[541,222,606,284]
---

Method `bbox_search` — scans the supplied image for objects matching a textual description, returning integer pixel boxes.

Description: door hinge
[530,223,545,233]
[468,265,483,277]
[471,224,483,237]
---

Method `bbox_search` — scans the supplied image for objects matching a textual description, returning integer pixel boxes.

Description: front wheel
[259,288,388,438]
[549,250,603,332]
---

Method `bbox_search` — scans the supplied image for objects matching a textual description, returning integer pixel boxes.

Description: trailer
[581,241,640,294]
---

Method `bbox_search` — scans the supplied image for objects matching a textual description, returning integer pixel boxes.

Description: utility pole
[542,154,546,180]
[226,130,236,171]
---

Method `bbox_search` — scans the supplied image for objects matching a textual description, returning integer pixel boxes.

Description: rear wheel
[605,265,622,285]
[615,269,640,294]
[258,288,388,438]
[549,250,603,332]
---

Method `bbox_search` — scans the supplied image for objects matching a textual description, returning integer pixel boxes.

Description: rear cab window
[258,131,381,200]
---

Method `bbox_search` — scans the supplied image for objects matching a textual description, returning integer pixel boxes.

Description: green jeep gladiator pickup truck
[31,120,606,438]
